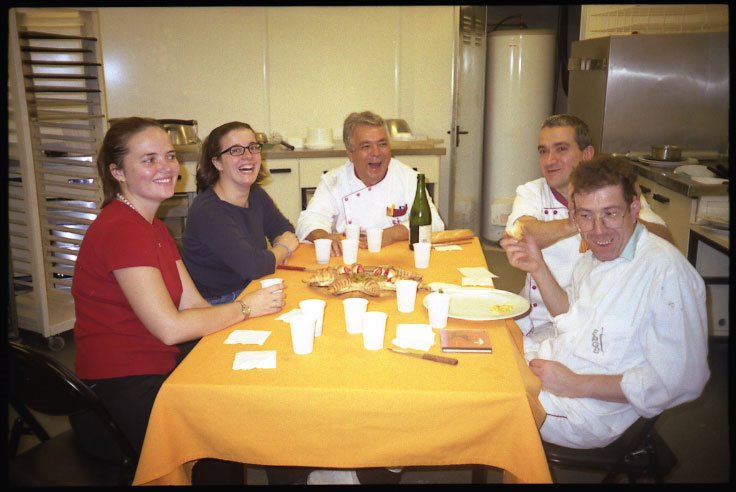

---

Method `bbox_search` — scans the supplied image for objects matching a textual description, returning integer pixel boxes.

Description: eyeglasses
[573,208,627,232]
[217,143,263,157]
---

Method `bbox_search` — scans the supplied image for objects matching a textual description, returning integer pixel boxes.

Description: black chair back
[8,340,138,485]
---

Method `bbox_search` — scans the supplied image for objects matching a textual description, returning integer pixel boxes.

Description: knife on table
[387,348,459,366]
[277,265,317,272]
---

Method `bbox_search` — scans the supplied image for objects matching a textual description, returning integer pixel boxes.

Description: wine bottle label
[418,225,432,243]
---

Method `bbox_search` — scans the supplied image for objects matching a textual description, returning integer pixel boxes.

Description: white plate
[304,142,334,150]
[691,176,728,185]
[674,164,715,178]
[424,289,530,321]
[638,156,697,167]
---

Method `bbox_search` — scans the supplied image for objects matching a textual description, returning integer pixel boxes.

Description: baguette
[431,229,475,244]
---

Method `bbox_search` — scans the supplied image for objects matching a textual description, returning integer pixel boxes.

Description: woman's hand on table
[242,284,286,318]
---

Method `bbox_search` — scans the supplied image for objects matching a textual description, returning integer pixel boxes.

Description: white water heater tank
[482,29,556,241]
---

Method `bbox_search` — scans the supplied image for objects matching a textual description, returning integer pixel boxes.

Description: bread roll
[506,221,524,240]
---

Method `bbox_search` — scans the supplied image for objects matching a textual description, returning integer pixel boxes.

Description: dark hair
[571,154,638,206]
[97,117,166,207]
[196,121,269,192]
[541,114,593,151]
[342,111,387,151]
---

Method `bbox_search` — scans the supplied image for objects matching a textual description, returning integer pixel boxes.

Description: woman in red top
[70,118,285,482]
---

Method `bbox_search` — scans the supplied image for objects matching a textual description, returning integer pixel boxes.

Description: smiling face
[346,125,392,187]
[538,126,594,195]
[110,126,179,206]
[574,184,640,262]
[212,128,261,188]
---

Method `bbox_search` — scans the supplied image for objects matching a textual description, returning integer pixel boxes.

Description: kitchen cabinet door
[261,159,300,226]
[638,176,696,256]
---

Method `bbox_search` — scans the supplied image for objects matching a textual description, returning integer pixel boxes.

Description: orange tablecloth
[133,238,551,484]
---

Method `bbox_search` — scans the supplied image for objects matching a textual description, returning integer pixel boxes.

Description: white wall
[98,5,454,217]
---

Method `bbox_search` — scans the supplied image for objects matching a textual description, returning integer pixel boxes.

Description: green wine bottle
[409,173,432,250]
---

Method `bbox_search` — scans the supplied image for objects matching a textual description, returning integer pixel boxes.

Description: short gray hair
[342,111,387,151]
[541,114,593,151]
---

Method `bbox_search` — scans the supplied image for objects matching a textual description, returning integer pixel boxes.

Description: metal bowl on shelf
[651,145,682,161]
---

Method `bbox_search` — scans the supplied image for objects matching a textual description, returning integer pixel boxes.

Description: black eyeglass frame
[217,143,263,157]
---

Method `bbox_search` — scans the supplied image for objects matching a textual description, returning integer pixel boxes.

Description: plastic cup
[314,238,332,264]
[345,224,361,241]
[362,311,388,350]
[396,279,418,313]
[425,292,450,329]
[341,239,359,265]
[299,299,326,337]
[290,314,316,354]
[413,242,431,269]
[261,278,284,290]
[367,228,383,253]
[343,297,369,334]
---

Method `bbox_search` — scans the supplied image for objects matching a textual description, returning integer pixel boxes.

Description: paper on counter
[233,350,277,370]
[393,324,436,351]
[275,308,302,323]
[224,329,271,345]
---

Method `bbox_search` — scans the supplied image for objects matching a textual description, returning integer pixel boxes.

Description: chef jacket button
[347,220,352,224]
[356,193,360,197]
[532,303,538,307]
[344,197,349,202]
[553,210,558,215]
[532,285,537,290]
[544,210,549,215]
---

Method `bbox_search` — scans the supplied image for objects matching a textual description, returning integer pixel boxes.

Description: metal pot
[651,145,682,161]
[158,119,201,146]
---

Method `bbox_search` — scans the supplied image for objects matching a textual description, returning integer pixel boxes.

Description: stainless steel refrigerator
[567,32,728,155]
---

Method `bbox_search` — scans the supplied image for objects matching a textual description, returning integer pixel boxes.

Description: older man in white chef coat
[505,114,672,358]
[296,111,444,256]
[501,155,709,449]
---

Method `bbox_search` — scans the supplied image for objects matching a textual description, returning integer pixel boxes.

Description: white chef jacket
[537,224,709,448]
[507,177,666,344]
[296,158,444,241]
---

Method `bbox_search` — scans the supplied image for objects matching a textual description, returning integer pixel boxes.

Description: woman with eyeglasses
[182,122,299,306]
[70,117,285,483]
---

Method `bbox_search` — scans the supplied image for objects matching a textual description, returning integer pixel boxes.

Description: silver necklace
[116,192,137,211]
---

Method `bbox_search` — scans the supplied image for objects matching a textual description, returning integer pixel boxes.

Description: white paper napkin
[433,244,462,251]
[232,350,277,370]
[275,308,302,323]
[457,266,499,279]
[224,329,271,345]
[461,277,495,287]
[393,324,436,351]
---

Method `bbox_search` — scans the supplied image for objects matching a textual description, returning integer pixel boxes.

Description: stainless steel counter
[631,160,728,197]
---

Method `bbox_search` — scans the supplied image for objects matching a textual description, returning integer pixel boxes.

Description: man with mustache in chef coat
[501,154,708,448]
[505,114,672,360]
[296,111,444,257]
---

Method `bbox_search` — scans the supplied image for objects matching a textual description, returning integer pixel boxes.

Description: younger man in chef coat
[501,154,709,448]
[505,114,672,356]
[296,111,444,256]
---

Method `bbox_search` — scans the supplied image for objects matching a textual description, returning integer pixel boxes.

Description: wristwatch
[236,299,251,320]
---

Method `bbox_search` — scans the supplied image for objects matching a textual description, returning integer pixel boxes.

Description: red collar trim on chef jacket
[550,187,569,208]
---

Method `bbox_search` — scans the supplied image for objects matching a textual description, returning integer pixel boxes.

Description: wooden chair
[8,340,138,486]
[542,416,678,483]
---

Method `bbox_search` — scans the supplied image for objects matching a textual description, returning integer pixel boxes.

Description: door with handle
[448,5,487,234]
